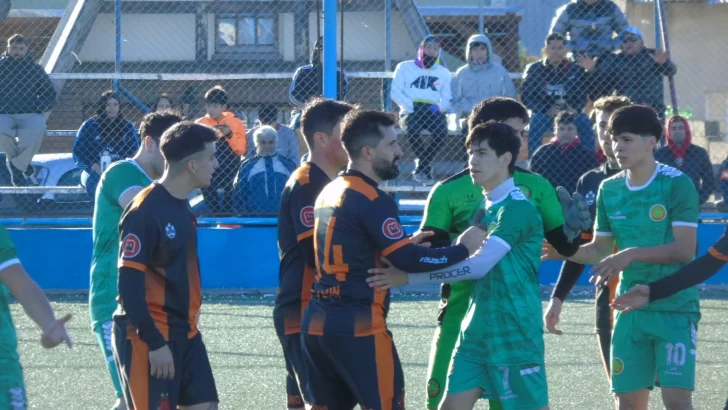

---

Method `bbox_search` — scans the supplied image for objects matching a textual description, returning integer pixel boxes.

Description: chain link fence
[0,0,726,216]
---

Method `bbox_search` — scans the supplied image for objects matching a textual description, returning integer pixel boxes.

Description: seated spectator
[588,26,676,123]
[451,34,516,132]
[716,160,728,212]
[530,111,598,193]
[522,33,595,157]
[153,94,174,113]
[195,85,246,213]
[246,104,299,160]
[550,0,628,58]
[655,116,714,205]
[233,126,296,213]
[391,35,451,184]
[72,90,139,198]
[0,34,57,186]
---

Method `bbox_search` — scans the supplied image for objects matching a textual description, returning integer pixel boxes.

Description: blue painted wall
[7,220,728,290]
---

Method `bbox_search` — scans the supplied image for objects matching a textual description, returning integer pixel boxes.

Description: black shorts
[301,331,405,410]
[273,311,307,408]
[112,323,218,410]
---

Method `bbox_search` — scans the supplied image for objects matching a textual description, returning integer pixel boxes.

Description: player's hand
[557,187,591,243]
[456,226,487,255]
[367,257,409,291]
[589,249,633,287]
[544,298,564,336]
[541,240,565,262]
[216,124,232,138]
[611,284,650,313]
[40,313,72,349]
[149,344,175,380]
[410,230,434,248]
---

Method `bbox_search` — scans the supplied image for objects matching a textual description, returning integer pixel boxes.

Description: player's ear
[143,136,155,152]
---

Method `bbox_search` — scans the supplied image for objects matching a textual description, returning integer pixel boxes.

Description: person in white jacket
[391,35,452,184]
[451,34,516,134]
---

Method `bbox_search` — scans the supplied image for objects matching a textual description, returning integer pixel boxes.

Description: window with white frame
[216,14,277,54]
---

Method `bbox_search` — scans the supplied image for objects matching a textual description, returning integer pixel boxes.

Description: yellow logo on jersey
[650,204,667,222]
[612,357,624,375]
[516,184,532,198]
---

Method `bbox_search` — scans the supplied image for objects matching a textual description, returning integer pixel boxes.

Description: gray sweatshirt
[451,34,517,116]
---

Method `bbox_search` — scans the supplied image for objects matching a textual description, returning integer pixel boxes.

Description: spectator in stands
[153,94,174,113]
[522,33,596,157]
[587,26,676,122]
[655,116,714,205]
[196,85,247,213]
[391,35,451,184]
[72,90,139,198]
[289,36,348,107]
[0,34,57,187]
[550,0,628,57]
[716,160,728,212]
[233,126,296,213]
[246,104,299,160]
[530,111,598,193]
[451,34,516,133]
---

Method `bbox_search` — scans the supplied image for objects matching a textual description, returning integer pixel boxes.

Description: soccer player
[113,122,220,410]
[89,111,181,410]
[419,96,590,410]
[544,95,632,379]
[0,223,72,410]
[300,109,486,410]
[274,97,354,409]
[543,105,699,410]
[368,122,549,410]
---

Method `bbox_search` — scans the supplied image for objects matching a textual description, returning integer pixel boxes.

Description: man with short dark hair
[246,104,299,160]
[274,97,354,409]
[300,109,486,410]
[90,111,182,410]
[0,34,57,186]
[113,122,220,410]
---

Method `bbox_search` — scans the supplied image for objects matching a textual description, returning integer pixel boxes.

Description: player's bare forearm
[118,267,167,350]
[1,264,58,332]
[567,236,613,265]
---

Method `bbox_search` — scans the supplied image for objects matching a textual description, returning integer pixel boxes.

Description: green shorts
[447,355,548,410]
[611,310,698,393]
[92,320,124,398]
[426,282,502,410]
[0,359,26,410]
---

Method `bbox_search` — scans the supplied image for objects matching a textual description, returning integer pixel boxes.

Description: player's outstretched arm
[0,263,72,348]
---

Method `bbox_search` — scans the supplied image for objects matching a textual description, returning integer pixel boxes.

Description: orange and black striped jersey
[114,183,201,351]
[301,170,470,337]
[275,162,331,335]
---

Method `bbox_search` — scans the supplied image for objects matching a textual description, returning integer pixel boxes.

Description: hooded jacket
[451,34,516,116]
[522,56,590,114]
[289,44,348,106]
[654,116,714,204]
[0,51,56,114]
[391,36,452,116]
[550,0,628,56]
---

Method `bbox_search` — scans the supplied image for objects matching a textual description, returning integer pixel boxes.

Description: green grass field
[11,293,728,409]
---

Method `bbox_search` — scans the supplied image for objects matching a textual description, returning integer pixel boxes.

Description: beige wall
[78,14,196,61]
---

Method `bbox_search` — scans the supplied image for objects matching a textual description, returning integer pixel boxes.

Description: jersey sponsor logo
[300,206,315,228]
[427,378,441,398]
[430,266,470,281]
[649,204,667,222]
[609,210,626,220]
[165,223,176,239]
[516,184,531,198]
[382,218,404,239]
[659,165,683,178]
[465,193,476,203]
[585,190,596,206]
[612,357,624,375]
[121,234,141,258]
[419,256,448,264]
[158,393,171,410]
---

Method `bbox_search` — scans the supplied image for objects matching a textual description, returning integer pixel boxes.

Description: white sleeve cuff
[0,258,21,272]
[595,231,613,237]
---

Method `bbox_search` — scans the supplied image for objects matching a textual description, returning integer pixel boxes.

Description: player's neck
[626,159,657,187]
[310,153,341,180]
[482,173,511,196]
[132,152,161,179]
[348,163,379,184]
[158,173,194,200]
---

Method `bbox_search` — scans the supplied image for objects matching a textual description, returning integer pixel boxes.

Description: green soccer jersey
[594,163,700,317]
[456,182,545,366]
[0,224,20,362]
[89,159,152,326]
